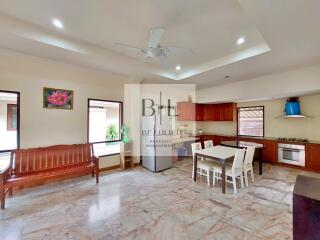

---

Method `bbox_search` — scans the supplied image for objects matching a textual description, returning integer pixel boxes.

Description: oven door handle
[281,148,301,152]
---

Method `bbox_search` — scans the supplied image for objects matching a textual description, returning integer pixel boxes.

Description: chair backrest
[231,149,246,175]
[191,142,202,157]
[204,140,214,149]
[243,146,255,170]
[11,144,93,175]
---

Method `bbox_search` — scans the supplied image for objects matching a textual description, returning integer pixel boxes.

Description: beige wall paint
[197,94,320,141]
[0,50,135,168]
[197,121,237,136]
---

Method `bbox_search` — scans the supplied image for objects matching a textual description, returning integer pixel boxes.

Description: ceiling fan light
[176,65,181,71]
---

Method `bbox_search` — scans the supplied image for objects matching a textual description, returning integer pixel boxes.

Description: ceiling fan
[115,28,193,60]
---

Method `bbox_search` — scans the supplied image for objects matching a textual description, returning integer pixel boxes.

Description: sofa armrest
[92,156,99,169]
[0,166,11,185]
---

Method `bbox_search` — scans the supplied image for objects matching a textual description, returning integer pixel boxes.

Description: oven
[278,143,305,166]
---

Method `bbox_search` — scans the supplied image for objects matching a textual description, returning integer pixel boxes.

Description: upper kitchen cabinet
[203,104,215,121]
[177,102,196,121]
[178,102,236,121]
[221,103,237,121]
[195,104,204,121]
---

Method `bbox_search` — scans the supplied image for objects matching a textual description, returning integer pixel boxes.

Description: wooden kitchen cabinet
[222,103,237,121]
[306,143,320,173]
[203,104,214,121]
[195,104,204,121]
[261,140,278,164]
[178,102,237,122]
[177,102,195,121]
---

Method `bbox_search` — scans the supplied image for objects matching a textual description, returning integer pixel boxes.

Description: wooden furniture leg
[9,187,12,196]
[222,161,226,194]
[193,153,198,181]
[259,148,263,175]
[96,172,99,183]
[0,187,5,209]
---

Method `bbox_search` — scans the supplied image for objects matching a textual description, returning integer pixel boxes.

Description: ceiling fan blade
[148,28,164,48]
[165,46,194,55]
[114,42,146,53]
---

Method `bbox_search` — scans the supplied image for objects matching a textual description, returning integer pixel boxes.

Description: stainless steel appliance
[141,115,173,172]
[278,143,305,166]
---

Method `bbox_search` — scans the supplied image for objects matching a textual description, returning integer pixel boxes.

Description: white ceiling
[0,0,319,88]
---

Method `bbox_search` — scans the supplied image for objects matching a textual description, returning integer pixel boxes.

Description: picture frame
[43,87,73,110]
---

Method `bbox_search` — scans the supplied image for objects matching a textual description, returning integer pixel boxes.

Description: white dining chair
[191,142,216,186]
[204,140,214,149]
[243,146,255,187]
[212,149,246,194]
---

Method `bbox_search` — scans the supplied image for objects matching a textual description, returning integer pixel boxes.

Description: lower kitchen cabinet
[306,143,320,173]
[261,140,278,164]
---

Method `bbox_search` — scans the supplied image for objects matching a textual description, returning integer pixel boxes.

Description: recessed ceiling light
[237,37,245,45]
[52,19,64,29]
[176,65,181,71]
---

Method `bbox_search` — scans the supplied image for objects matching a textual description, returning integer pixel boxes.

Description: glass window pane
[93,142,120,157]
[0,152,10,171]
[238,106,264,137]
[89,100,121,143]
[0,92,18,151]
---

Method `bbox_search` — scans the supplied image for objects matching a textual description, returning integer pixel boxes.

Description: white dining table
[193,146,238,194]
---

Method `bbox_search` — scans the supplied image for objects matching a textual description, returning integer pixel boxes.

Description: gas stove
[277,137,308,143]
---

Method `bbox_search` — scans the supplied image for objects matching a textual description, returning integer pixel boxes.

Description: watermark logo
[142,91,178,125]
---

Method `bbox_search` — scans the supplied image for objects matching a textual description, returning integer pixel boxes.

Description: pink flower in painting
[47,90,70,106]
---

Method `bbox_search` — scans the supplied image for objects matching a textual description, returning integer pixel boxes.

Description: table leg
[222,161,226,194]
[193,153,197,181]
[259,148,263,175]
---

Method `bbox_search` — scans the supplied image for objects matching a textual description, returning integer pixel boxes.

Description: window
[238,106,264,137]
[88,99,122,157]
[0,91,20,153]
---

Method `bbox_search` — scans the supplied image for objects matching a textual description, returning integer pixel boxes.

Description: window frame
[237,106,265,138]
[0,90,20,153]
[87,98,123,157]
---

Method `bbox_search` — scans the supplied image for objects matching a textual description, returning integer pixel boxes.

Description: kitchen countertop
[172,137,200,144]
[195,133,320,144]
[294,175,320,201]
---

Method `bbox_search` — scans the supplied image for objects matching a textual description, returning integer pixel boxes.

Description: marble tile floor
[1,159,320,240]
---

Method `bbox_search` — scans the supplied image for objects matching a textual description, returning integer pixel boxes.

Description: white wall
[0,50,136,168]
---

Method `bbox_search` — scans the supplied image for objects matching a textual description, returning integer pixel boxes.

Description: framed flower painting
[43,87,73,110]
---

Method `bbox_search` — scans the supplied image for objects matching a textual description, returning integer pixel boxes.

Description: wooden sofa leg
[92,171,95,177]
[95,170,99,184]
[9,187,13,197]
[0,188,5,209]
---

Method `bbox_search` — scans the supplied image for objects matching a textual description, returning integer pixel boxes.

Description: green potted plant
[121,125,132,143]
[106,124,119,142]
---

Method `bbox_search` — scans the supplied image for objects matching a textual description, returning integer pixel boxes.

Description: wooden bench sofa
[0,143,99,209]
